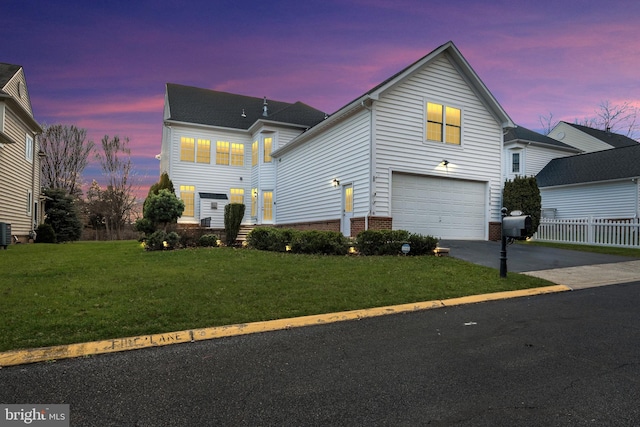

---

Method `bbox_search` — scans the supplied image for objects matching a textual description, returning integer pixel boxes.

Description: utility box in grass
[0,222,11,249]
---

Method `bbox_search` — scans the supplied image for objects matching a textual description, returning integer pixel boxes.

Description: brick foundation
[488,222,501,241]
[367,216,393,231]
[276,219,341,233]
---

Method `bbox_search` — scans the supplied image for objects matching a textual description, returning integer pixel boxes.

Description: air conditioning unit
[0,222,11,249]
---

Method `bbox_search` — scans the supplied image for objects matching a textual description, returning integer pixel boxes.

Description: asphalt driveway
[440,240,640,289]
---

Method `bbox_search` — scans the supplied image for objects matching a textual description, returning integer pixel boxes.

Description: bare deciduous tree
[95,135,137,240]
[39,124,94,196]
[576,100,639,139]
[538,112,558,135]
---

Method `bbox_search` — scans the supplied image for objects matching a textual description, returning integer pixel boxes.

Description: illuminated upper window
[180,137,195,162]
[196,139,210,164]
[231,143,244,166]
[252,141,258,166]
[264,137,273,163]
[426,103,461,145]
[216,141,230,165]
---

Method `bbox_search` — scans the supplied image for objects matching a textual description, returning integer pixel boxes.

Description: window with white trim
[512,152,520,173]
[426,102,461,145]
[180,185,195,217]
[230,188,244,204]
[25,135,33,162]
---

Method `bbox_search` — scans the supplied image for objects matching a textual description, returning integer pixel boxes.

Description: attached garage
[391,173,487,240]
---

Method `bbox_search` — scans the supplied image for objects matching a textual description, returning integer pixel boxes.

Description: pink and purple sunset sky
[3,0,640,199]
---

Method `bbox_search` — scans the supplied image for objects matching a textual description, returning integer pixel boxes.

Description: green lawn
[0,241,554,352]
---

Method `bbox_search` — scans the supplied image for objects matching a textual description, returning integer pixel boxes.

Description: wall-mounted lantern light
[332,178,340,187]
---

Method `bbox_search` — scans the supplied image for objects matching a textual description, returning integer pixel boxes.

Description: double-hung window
[180,137,210,163]
[426,102,461,145]
[180,185,195,217]
[251,141,258,166]
[230,188,244,204]
[512,152,520,173]
[25,135,34,162]
[263,137,273,163]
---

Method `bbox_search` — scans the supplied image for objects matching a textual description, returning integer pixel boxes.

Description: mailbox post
[500,208,533,278]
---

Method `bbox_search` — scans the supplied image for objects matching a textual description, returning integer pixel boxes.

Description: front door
[262,191,273,224]
[341,184,353,236]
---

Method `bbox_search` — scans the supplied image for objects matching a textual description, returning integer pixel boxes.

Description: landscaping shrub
[290,230,350,255]
[356,229,409,255]
[35,223,56,243]
[246,227,296,252]
[407,233,439,256]
[198,233,220,247]
[355,229,437,255]
[503,176,541,238]
[145,230,181,251]
[224,203,245,246]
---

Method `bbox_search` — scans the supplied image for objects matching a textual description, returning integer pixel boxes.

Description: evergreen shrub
[34,223,56,243]
[224,203,245,246]
[356,229,438,256]
[290,230,350,255]
[198,234,220,247]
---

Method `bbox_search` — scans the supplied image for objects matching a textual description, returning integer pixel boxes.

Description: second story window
[196,139,211,163]
[426,102,461,145]
[252,141,258,166]
[25,135,34,163]
[512,152,520,173]
[216,141,230,165]
[264,137,273,163]
[231,143,244,166]
[180,137,195,162]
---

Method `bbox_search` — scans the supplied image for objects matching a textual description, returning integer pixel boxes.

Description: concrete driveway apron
[440,240,640,289]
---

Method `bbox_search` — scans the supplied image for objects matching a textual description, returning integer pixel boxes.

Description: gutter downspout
[361,97,374,231]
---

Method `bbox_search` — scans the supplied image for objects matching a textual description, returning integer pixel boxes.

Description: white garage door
[392,173,486,240]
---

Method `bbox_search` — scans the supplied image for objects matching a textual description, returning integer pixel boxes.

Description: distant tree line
[36,124,139,242]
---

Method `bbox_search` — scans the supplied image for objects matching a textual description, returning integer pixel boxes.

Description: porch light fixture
[332,178,340,187]
[442,160,449,166]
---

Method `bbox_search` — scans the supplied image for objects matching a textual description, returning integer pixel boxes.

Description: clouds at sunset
[3,0,639,198]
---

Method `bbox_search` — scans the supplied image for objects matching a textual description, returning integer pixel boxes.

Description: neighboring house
[547,121,638,153]
[536,144,640,219]
[503,125,581,181]
[0,63,42,243]
[160,41,514,240]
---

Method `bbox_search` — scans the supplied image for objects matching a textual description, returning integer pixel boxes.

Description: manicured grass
[522,240,640,258]
[0,241,553,352]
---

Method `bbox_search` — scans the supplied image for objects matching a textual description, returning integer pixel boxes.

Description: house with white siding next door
[159,41,515,240]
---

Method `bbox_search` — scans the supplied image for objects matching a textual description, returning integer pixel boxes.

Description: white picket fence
[533,217,640,248]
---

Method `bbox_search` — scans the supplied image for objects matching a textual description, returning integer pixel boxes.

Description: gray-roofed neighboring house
[536,144,640,219]
[548,121,638,153]
[0,62,44,243]
[503,125,581,181]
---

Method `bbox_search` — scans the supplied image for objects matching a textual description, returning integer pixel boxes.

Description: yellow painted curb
[0,285,571,367]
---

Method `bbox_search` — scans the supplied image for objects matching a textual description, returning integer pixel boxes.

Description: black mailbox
[502,215,532,238]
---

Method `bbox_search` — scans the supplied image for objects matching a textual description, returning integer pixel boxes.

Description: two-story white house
[159,41,515,240]
[0,63,43,243]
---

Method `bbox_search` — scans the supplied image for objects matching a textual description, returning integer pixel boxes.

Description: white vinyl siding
[548,122,611,153]
[275,109,371,224]
[541,180,639,219]
[374,54,502,224]
[524,145,575,177]
[167,125,252,224]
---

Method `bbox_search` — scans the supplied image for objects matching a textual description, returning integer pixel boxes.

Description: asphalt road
[2,282,639,426]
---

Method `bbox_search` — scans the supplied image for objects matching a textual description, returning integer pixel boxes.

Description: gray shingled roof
[565,122,638,148]
[536,144,640,187]
[165,83,327,130]
[0,63,20,89]
[504,125,578,150]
